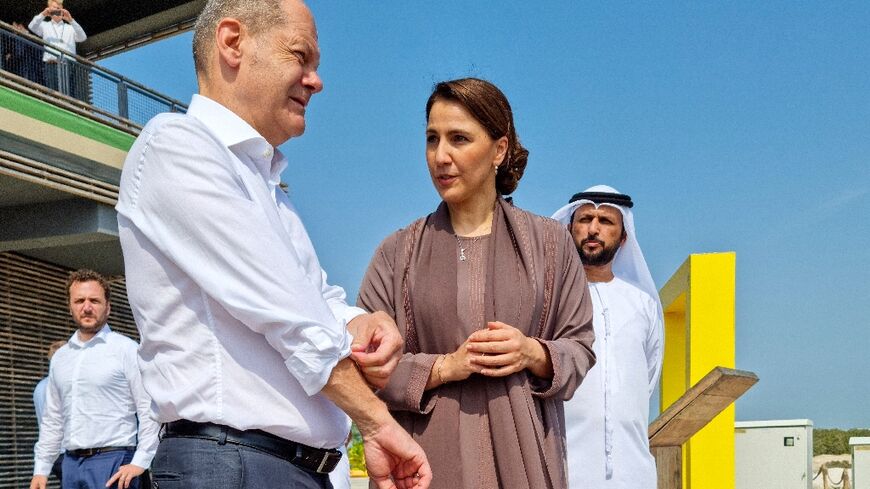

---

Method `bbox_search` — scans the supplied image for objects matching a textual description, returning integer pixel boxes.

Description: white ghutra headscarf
[551,184,662,318]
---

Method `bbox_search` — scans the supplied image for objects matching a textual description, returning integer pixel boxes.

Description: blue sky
[102,1,870,429]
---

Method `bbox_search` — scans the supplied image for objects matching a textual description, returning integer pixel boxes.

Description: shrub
[814,428,870,456]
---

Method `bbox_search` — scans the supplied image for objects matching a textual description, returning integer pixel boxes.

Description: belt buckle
[292,445,340,474]
[315,450,336,474]
[77,448,96,457]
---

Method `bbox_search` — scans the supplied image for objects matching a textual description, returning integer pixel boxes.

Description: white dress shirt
[33,326,159,475]
[564,277,664,489]
[116,94,364,449]
[28,16,87,62]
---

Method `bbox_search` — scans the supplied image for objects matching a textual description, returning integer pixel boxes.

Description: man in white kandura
[552,185,664,488]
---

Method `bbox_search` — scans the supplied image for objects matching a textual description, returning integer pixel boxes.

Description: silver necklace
[455,235,467,261]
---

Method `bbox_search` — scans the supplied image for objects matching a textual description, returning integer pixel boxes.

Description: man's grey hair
[192,0,285,76]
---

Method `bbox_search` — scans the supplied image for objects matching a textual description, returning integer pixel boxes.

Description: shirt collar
[68,324,111,348]
[187,94,288,186]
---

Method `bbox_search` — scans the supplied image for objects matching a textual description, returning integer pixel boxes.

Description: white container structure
[735,419,813,489]
[851,437,870,489]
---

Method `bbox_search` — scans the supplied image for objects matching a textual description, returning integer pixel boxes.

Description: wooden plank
[649,366,757,447]
[652,446,682,489]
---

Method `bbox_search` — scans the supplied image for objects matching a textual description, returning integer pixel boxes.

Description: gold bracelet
[436,354,450,384]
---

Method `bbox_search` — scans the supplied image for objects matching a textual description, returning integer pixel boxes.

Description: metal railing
[0,20,186,133]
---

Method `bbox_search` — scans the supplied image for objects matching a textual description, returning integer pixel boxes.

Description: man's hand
[61,9,73,22]
[29,475,48,489]
[347,311,403,389]
[105,464,145,488]
[360,418,432,489]
[40,8,51,17]
[322,359,432,488]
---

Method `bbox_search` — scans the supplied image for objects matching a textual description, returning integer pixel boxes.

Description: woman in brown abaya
[357,78,596,489]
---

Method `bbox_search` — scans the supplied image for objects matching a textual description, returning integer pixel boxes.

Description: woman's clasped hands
[437,321,554,386]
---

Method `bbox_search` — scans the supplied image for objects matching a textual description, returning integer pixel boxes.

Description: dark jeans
[151,436,333,489]
[61,449,138,489]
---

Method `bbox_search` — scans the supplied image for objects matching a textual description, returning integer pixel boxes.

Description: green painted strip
[0,85,135,151]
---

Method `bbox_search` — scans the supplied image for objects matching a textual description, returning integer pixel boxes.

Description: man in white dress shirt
[115,1,431,488]
[552,185,664,488]
[30,270,159,489]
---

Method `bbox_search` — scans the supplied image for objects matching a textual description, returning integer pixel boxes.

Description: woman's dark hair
[426,78,529,195]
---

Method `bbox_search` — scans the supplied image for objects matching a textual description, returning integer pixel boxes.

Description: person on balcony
[28,1,87,101]
[2,21,45,85]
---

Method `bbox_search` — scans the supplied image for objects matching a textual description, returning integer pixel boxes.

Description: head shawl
[551,185,662,318]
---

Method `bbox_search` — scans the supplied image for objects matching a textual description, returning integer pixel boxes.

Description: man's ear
[215,18,244,69]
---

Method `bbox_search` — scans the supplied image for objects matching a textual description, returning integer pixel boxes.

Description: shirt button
[263,148,273,158]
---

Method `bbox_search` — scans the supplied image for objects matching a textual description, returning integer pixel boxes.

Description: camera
[50,9,62,16]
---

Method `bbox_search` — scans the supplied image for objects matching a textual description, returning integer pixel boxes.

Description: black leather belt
[66,446,135,458]
[162,420,342,474]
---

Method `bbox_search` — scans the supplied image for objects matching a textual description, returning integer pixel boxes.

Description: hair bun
[496,142,528,195]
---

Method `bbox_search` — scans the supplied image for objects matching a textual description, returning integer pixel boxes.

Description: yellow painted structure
[659,252,736,489]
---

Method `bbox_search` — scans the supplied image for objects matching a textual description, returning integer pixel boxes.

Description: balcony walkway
[0,20,186,135]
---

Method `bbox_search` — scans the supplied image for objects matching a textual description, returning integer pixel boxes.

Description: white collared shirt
[28,16,87,62]
[33,326,159,475]
[116,94,363,449]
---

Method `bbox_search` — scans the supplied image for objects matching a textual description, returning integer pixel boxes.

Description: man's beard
[77,322,103,334]
[74,312,108,334]
[577,238,621,267]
